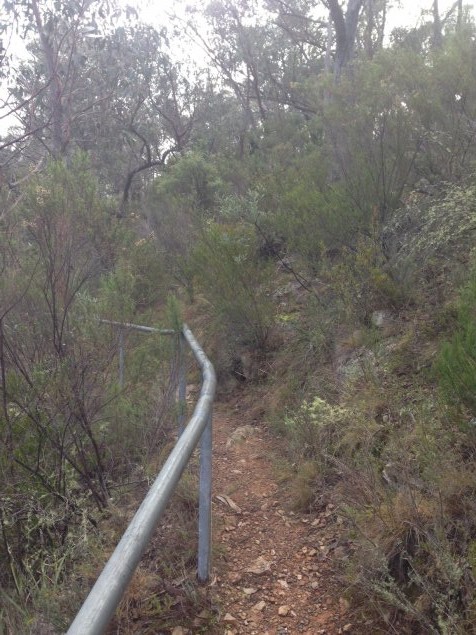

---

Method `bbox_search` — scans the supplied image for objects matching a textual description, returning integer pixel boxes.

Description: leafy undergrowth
[106,469,215,635]
[3,178,476,634]
[0,457,216,634]
[194,186,476,634]
[97,122,476,634]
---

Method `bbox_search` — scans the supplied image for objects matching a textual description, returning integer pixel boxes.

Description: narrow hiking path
[210,397,358,635]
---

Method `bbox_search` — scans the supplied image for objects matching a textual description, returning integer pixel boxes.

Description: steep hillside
[2,1,476,632]
[191,184,476,634]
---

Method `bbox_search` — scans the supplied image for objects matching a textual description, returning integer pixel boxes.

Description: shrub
[383,184,476,292]
[437,264,476,416]
[192,221,274,349]
[343,399,476,634]
[325,236,408,324]
[0,157,178,628]
[146,152,225,300]
[284,396,380,477]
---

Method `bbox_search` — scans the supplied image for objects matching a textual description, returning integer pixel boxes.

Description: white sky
[133,0,474,32]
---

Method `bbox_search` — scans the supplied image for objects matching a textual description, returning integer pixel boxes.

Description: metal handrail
[67,323,216,635]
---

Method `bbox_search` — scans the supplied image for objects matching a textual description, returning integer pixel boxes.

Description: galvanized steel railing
[67,322,216,635]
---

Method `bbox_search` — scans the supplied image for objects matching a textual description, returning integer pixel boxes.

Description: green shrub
[145,152,225,300]
[192,221,274,349]
[325,236,408,324]
[284,396,379,476]
[383,185,476,291]
[437,265,476,416]
[0,156,177,627]
[341,396,476,634]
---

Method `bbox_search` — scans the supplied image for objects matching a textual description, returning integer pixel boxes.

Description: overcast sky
[1,0,475,135]
[132,0,473,32]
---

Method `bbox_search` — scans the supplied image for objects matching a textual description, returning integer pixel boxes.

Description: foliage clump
[285,396,377,471]
[0,157,178,630]
[193,221,274,350]
[383,185,476,289]
[437,262,476,416]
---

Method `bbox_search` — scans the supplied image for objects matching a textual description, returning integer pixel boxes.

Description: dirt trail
[210,400,356,635]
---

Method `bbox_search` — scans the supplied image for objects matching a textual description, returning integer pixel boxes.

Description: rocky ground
[208,400,361,635]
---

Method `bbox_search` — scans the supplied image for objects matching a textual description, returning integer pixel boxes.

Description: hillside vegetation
[1,0,476,632]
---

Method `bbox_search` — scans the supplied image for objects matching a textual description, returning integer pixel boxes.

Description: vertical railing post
[118,329,125,388]
[197,410,213,582]
[177,332,187,437]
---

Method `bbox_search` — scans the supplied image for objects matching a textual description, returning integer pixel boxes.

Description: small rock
[171,628,187,635]
[243,587,258,596]
[228,572,242,584]
[339,597,350,611]
[252,600,266,612]
[343,624,352,632]
[197,609,210,619]
[278,605,291,616]
[334,546,347,558]
[226,425,255,447]
[371,310,386,327]
[223,613,237,622]
[246,556,271,575]
[216,494,242,514]
[185,384,199,402]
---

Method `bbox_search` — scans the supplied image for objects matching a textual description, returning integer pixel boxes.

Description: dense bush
[438,264,476,416]
[0,157,178,629]
[192,220,274,349]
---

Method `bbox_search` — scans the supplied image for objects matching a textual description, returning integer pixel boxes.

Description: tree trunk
[432,0,443,48]
[457,0,463,30]
[30,0,67,157]
[326,0,364,80]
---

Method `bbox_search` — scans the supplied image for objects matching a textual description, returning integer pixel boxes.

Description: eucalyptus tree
[266,0,368,79]
[0,0,118,159]
[356,0,388,58]
[69,23,204,205]
[185,0,326,160]
[324,0,364,77]
[1,1,203,205]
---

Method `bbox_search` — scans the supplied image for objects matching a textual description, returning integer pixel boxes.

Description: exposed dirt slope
[210,399,359,635]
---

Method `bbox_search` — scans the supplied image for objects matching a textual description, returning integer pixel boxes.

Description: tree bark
[457,0,463,30]
[325,0,364,80]
[433,0,443,48]
[30,0,67,157]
